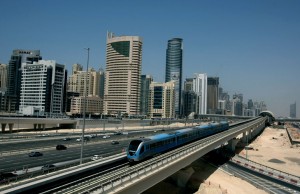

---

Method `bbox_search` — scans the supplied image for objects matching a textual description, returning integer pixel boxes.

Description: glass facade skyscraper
[207,77,219,114]
[140,75,153,116]
[165,38,183,117]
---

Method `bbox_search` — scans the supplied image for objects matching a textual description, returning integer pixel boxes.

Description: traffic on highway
[0,127,178,184]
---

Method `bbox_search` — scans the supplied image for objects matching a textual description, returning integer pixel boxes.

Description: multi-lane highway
[0,128,176,175]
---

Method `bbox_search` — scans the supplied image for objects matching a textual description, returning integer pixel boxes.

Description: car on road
[56,144,67,150]
[28,152,43,157]
[76,137,90,142]
[41,164,56,171]
[91,155,102,161]
[103,135,110,139]
[111,140,119,145]
[63,137,71,141]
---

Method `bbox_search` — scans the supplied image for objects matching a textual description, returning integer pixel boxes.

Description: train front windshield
[128,140,142,156]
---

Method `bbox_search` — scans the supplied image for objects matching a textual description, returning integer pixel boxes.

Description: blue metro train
[127,121,229,162]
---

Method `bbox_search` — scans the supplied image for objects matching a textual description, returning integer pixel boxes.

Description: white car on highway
[91,155,102,161]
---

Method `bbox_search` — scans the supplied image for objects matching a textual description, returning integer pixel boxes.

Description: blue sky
[0,0,299,117]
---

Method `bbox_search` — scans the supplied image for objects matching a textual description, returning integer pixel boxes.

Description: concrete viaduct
[0,117,77,133]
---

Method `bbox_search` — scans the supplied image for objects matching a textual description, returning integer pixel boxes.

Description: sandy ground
[238,126,300,176]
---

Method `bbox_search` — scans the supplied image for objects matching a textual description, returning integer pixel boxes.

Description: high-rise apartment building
[104,32,143,116]
[140,75,153,116]
[290,102,296,118]
[0,64,7,92]
[19,60,66,116]
[67,64,104,116]
[184,78,193,91]
[0,64,7,112]
[232,93,243,116]
[67,67,102,97]
[182,78,197,118]
[233,93,243,103]
[207,77,219,114]
[149,81,175,118]
[219,87,231,114]
[6,50,42,112]
[165,38,183,117]
[98,68,105,99]
[193,73,207,115]
[72,63,83,74]
[248,99,254,109]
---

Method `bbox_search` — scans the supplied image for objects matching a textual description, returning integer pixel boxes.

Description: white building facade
[193,73,207,115]
[19,60,66,116]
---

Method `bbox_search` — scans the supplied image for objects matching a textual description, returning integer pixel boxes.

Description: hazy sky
[0,0,299,117]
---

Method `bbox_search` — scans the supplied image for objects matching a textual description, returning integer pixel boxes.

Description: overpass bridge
[0,117,77,132]
[1,117,272,193]
[1,111,275,133]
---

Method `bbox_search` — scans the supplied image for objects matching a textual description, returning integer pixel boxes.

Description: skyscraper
[207,77,219,114]
[290,102,296,118]
[104,32,143,116]
[19,60,66,116]
[183,78,197,117]
[0,64,7,92]
[140,75,153,116]
[6,50,42,112]
[165,38,183,117]
[0,64,7,112]
[193,73,207,115]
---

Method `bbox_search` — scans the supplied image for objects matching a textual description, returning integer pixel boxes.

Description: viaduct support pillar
[242,132,247,143]
[8,123,14,133]
[248,130,253,141]
[1,123,6,132]
[226,138,240,152]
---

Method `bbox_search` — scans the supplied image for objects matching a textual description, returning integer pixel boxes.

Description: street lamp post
[80,48,90,164]
[246,131,248,160]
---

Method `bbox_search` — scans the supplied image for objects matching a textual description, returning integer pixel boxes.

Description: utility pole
[80,48,90,164]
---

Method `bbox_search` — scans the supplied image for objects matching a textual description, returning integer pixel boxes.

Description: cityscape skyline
[0,0,299,117]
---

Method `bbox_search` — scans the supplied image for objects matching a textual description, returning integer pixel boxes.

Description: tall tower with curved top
[165,38,183,117]
[104,32,143,116]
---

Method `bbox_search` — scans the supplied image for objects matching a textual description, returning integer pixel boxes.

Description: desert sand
[238,125,300,176]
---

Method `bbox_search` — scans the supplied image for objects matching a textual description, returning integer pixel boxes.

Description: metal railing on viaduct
[0,117,267,194]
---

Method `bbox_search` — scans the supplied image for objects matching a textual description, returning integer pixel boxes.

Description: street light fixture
[80,48,90,164]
